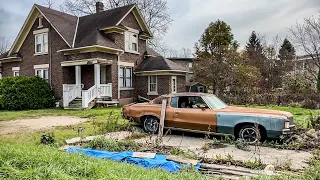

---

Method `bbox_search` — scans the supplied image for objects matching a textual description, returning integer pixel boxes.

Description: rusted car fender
[216,112,287,138]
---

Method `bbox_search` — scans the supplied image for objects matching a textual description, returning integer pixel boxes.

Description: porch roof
[61,58,113,67]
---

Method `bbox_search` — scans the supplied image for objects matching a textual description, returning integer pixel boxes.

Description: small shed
[186,82,207,93]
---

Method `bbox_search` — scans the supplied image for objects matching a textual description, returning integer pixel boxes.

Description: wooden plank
[132,152,156,159]
[166,155,199,166]
[157,99,167,138]
[201,163,263,175]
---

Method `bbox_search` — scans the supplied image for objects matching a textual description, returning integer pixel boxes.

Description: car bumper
[282,125,295,135]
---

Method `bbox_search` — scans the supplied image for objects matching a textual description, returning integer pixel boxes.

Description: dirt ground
[0,116,88,135]
[135,134,312,170]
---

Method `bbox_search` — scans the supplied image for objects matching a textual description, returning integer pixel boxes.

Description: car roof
[162,92,211,98]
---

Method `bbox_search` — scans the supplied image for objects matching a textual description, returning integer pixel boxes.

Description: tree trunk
[317,69,320,92]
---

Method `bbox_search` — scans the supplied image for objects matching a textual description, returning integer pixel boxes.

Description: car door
[170,96,217,132]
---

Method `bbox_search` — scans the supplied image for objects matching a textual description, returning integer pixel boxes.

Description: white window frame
[35,68,49,82]
[119,66,132,88]
[38,16,43,28]
[189,62,193,68]
[12,67,20,77]
[171,76,177,93]
[34,32,48,55]
[124,27,139,54]
[148,76,158,95]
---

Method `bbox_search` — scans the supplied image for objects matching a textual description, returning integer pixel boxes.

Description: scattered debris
[167,155,199,166]
[132,152,156,159]
[264,164,275,172]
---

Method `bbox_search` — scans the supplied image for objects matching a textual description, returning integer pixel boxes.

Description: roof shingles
[135,56,187,72]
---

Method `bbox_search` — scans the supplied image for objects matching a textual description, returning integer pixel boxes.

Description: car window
[177,96,208,109]
[170,97,178,108]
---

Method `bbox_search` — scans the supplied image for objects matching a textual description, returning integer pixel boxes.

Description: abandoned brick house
[0,2,188,109]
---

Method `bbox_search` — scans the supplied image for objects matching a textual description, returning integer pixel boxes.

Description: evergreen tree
[278,38,295,71]
[244,31,268,92]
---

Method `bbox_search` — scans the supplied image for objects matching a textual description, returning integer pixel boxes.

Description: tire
[238,125,261,144]
[143,116,159,134]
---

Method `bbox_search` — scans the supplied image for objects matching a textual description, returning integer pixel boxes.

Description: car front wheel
[238,125,261,144]
[143,116,159,134]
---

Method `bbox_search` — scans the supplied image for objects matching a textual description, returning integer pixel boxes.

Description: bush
[40,132,55,145]
[0,76,54,110]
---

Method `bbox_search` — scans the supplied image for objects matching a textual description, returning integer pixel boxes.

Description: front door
[170,96,217,132]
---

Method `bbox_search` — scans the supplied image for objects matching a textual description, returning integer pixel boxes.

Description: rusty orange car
[122,93,294,143]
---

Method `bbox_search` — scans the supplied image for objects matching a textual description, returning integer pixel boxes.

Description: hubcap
[144,118,159,133]
[240,127,259,144]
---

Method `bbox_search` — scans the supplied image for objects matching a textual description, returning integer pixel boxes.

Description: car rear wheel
[143,116,159,134]
[238,125,261,144]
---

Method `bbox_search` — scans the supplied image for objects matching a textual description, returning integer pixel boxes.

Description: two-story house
[0,2,187,109]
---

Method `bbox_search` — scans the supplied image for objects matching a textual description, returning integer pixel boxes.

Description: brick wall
[1,17,69,99]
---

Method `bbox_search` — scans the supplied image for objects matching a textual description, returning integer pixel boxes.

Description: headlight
[284,121,290,129]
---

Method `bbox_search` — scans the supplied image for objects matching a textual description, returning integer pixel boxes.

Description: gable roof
[135,56,187,72]
[75,4,135,48]
[5,3,152,58]
[36,5,78,47]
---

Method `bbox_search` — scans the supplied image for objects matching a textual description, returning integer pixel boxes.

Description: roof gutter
[57,45,124,55]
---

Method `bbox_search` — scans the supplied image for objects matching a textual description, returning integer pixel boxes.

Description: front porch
[62,62,116,109]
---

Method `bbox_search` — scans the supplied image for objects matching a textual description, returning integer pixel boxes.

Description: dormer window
[124,27,139,53]
[38,16,43,28]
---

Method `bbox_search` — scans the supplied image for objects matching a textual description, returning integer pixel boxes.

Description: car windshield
[203,95,228,109]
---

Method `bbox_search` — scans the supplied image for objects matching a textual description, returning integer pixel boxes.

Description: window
[13,71,19,77]
[148,76,157,95]
[35,69,49,82]
[189,62,193,68]
[171,76,177,93]
[12,67,20,77]
[198,86,204,93]
[124,28,139,53]
[35,33,48,54]
[38,17,43,28]
[119,67,132,88]
[170,97,178,108]
[177,96,208,109]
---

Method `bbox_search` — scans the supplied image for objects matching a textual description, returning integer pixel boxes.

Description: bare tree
[0,36,9,55]
[44,0,55,9]
[179,48,192,58]
[59,0,173,48]
[289,12,320,80]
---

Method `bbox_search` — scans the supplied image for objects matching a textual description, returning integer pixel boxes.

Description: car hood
[217,106,293,118]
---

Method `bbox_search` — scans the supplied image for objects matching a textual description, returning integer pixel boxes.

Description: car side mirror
[199,105,206,110]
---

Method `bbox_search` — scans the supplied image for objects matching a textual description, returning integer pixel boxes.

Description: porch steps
[64,98,84,110]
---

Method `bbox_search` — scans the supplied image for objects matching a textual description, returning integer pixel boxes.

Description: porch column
[94,64,100,86]
[75,66,81,97]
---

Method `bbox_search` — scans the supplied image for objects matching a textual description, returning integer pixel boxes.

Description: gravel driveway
[0,116,88,135]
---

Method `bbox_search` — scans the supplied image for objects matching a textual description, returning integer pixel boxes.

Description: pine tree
[278,38,295,71]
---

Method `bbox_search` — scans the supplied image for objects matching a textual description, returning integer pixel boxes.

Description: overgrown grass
[242,105,320,128]
[0,140,207,179]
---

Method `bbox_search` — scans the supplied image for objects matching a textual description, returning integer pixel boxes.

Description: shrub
[235,138,250,151]
[40,132,55,145]
[0,76,54,110]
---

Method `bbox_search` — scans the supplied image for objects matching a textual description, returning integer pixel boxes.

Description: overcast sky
[1,0,319,53]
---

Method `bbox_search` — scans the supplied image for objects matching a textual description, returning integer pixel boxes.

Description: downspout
[49,25,52,87]
[117,54,120,100]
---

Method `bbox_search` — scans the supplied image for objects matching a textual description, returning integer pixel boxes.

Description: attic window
[124,27,139,53]
[38,16,43,28]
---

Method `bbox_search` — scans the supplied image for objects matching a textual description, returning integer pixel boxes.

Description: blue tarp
[67,148,201,173]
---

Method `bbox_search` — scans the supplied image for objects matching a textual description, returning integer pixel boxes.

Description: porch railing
[82,85,98,108]
[63,83,113,108]
[98,83,113,97]
[63,84,81,107]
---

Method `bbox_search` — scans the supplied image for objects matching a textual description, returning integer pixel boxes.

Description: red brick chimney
[96,2,104,13]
